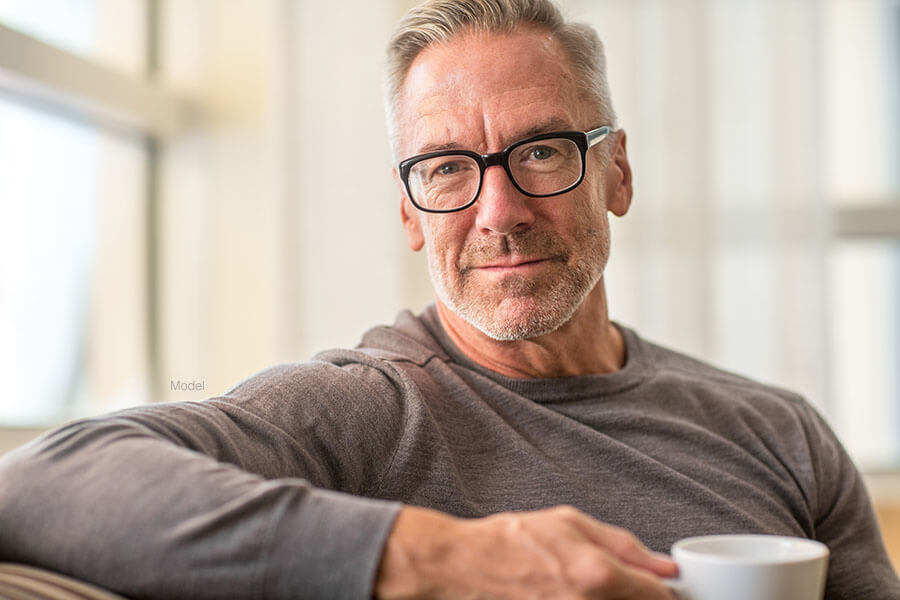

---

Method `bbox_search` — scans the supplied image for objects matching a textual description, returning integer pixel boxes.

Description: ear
[395,167,425,251]
[605,131,633,217]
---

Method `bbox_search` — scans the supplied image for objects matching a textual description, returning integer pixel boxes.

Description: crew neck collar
[415,304,651,402]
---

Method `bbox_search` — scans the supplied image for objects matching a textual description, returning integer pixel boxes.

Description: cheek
[553,184,604,229]
[422,216,471,264]
[576,171,610,224]
[565,188,612,253]
[581,169,607,209]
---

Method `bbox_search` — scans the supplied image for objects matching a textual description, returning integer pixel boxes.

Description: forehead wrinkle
[489,97,573,130]
[482,95,580,146]
[485,84,562,109]
[409,86,579,154]
[410,108,476,153]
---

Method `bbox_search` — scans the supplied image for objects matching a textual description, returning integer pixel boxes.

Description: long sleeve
[799,403,900,599]
[0,357,409,599]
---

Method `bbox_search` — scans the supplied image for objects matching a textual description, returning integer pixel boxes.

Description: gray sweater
[0,306,897,599]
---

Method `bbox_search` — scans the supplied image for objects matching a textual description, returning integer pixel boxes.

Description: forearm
[0,418,400,599]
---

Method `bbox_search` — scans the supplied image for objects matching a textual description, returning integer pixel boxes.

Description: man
[1,1,897,598]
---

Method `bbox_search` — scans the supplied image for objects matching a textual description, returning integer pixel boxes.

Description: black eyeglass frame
[398,125,612,214]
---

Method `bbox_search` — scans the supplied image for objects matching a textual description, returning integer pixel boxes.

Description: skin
[376,27,677,599]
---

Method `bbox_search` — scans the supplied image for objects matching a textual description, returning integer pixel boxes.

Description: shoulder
[624,328,855,500]
[623,326,826,439]
[222,310,449,411]
[632,328,803,403]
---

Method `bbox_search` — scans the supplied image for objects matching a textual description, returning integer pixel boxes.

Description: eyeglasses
[398,126,612,214]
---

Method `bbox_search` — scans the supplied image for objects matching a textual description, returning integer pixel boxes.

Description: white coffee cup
[666,534,829,600]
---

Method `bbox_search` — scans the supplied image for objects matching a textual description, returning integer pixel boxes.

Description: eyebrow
[514,117,574,141]
[414,117,576,155]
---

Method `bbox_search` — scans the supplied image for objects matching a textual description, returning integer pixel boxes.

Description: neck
[435,281,625,379]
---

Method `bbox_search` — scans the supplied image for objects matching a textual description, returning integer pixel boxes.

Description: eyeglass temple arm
[586,126,612,147]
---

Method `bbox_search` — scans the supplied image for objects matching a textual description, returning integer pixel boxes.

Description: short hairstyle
[384,0,618,159]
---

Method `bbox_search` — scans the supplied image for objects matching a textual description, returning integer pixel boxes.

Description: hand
[374,504,678,599]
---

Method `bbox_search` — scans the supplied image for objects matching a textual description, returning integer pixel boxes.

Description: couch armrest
[0,563,125,599]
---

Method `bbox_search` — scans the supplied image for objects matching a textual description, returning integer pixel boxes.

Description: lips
[458,231,567,275]
[476,257,548,270]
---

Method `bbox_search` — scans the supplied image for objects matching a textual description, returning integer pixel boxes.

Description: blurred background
[0,0,898,557]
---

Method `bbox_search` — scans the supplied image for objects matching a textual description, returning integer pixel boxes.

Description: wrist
[374,505,461,599]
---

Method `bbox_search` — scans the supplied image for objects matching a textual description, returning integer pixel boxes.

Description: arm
[0,361,405,599]
[375,505,677,599]
[1,357,677,599]
[798,404,900,598]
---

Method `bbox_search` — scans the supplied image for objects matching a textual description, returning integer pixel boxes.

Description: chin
[462,295,579,341]
[433,258,602,341]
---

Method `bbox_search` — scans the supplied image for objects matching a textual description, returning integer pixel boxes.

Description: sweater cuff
[264,487,402,600]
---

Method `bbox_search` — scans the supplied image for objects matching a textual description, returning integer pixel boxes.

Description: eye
[528,145,556,161]
[436,161,462,175]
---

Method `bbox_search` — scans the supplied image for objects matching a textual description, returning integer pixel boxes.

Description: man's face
[395,27,627,340]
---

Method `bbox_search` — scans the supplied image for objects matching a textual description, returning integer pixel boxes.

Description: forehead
[397,28,586,155]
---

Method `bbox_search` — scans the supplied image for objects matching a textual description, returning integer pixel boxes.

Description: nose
[474,165,535,235]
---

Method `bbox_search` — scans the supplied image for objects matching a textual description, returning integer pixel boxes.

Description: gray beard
[427,226,608,341]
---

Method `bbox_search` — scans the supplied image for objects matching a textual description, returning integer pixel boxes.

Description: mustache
[458,230,568,273]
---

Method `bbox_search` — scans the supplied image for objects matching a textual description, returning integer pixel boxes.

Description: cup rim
[672,534,830,566]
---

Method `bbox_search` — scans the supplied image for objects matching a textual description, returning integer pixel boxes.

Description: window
[0,0,182,428]
[0,0,147,74]
[825,0,900,467]
[0,100,148,424]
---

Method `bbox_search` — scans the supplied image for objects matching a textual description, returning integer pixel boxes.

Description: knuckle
[486,511,531,541]
[551,504,582,520]
[604,526,643,555]
[615,530,640,550]
[502,514,525,536]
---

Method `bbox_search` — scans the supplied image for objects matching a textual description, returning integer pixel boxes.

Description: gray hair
[384,0,617,160]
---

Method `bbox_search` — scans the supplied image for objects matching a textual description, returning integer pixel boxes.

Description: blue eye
[529,146,556,160]
[437,162,461,175]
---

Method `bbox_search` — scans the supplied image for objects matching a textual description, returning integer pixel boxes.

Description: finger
[612,560,681,600]
[592,525,677,576]
[559,508,678,577]
[578,552,678,600]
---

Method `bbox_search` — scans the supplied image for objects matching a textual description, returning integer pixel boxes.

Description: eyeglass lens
[407,137,583,212]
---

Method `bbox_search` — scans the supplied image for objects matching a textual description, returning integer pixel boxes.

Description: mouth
[474,257,551,272]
